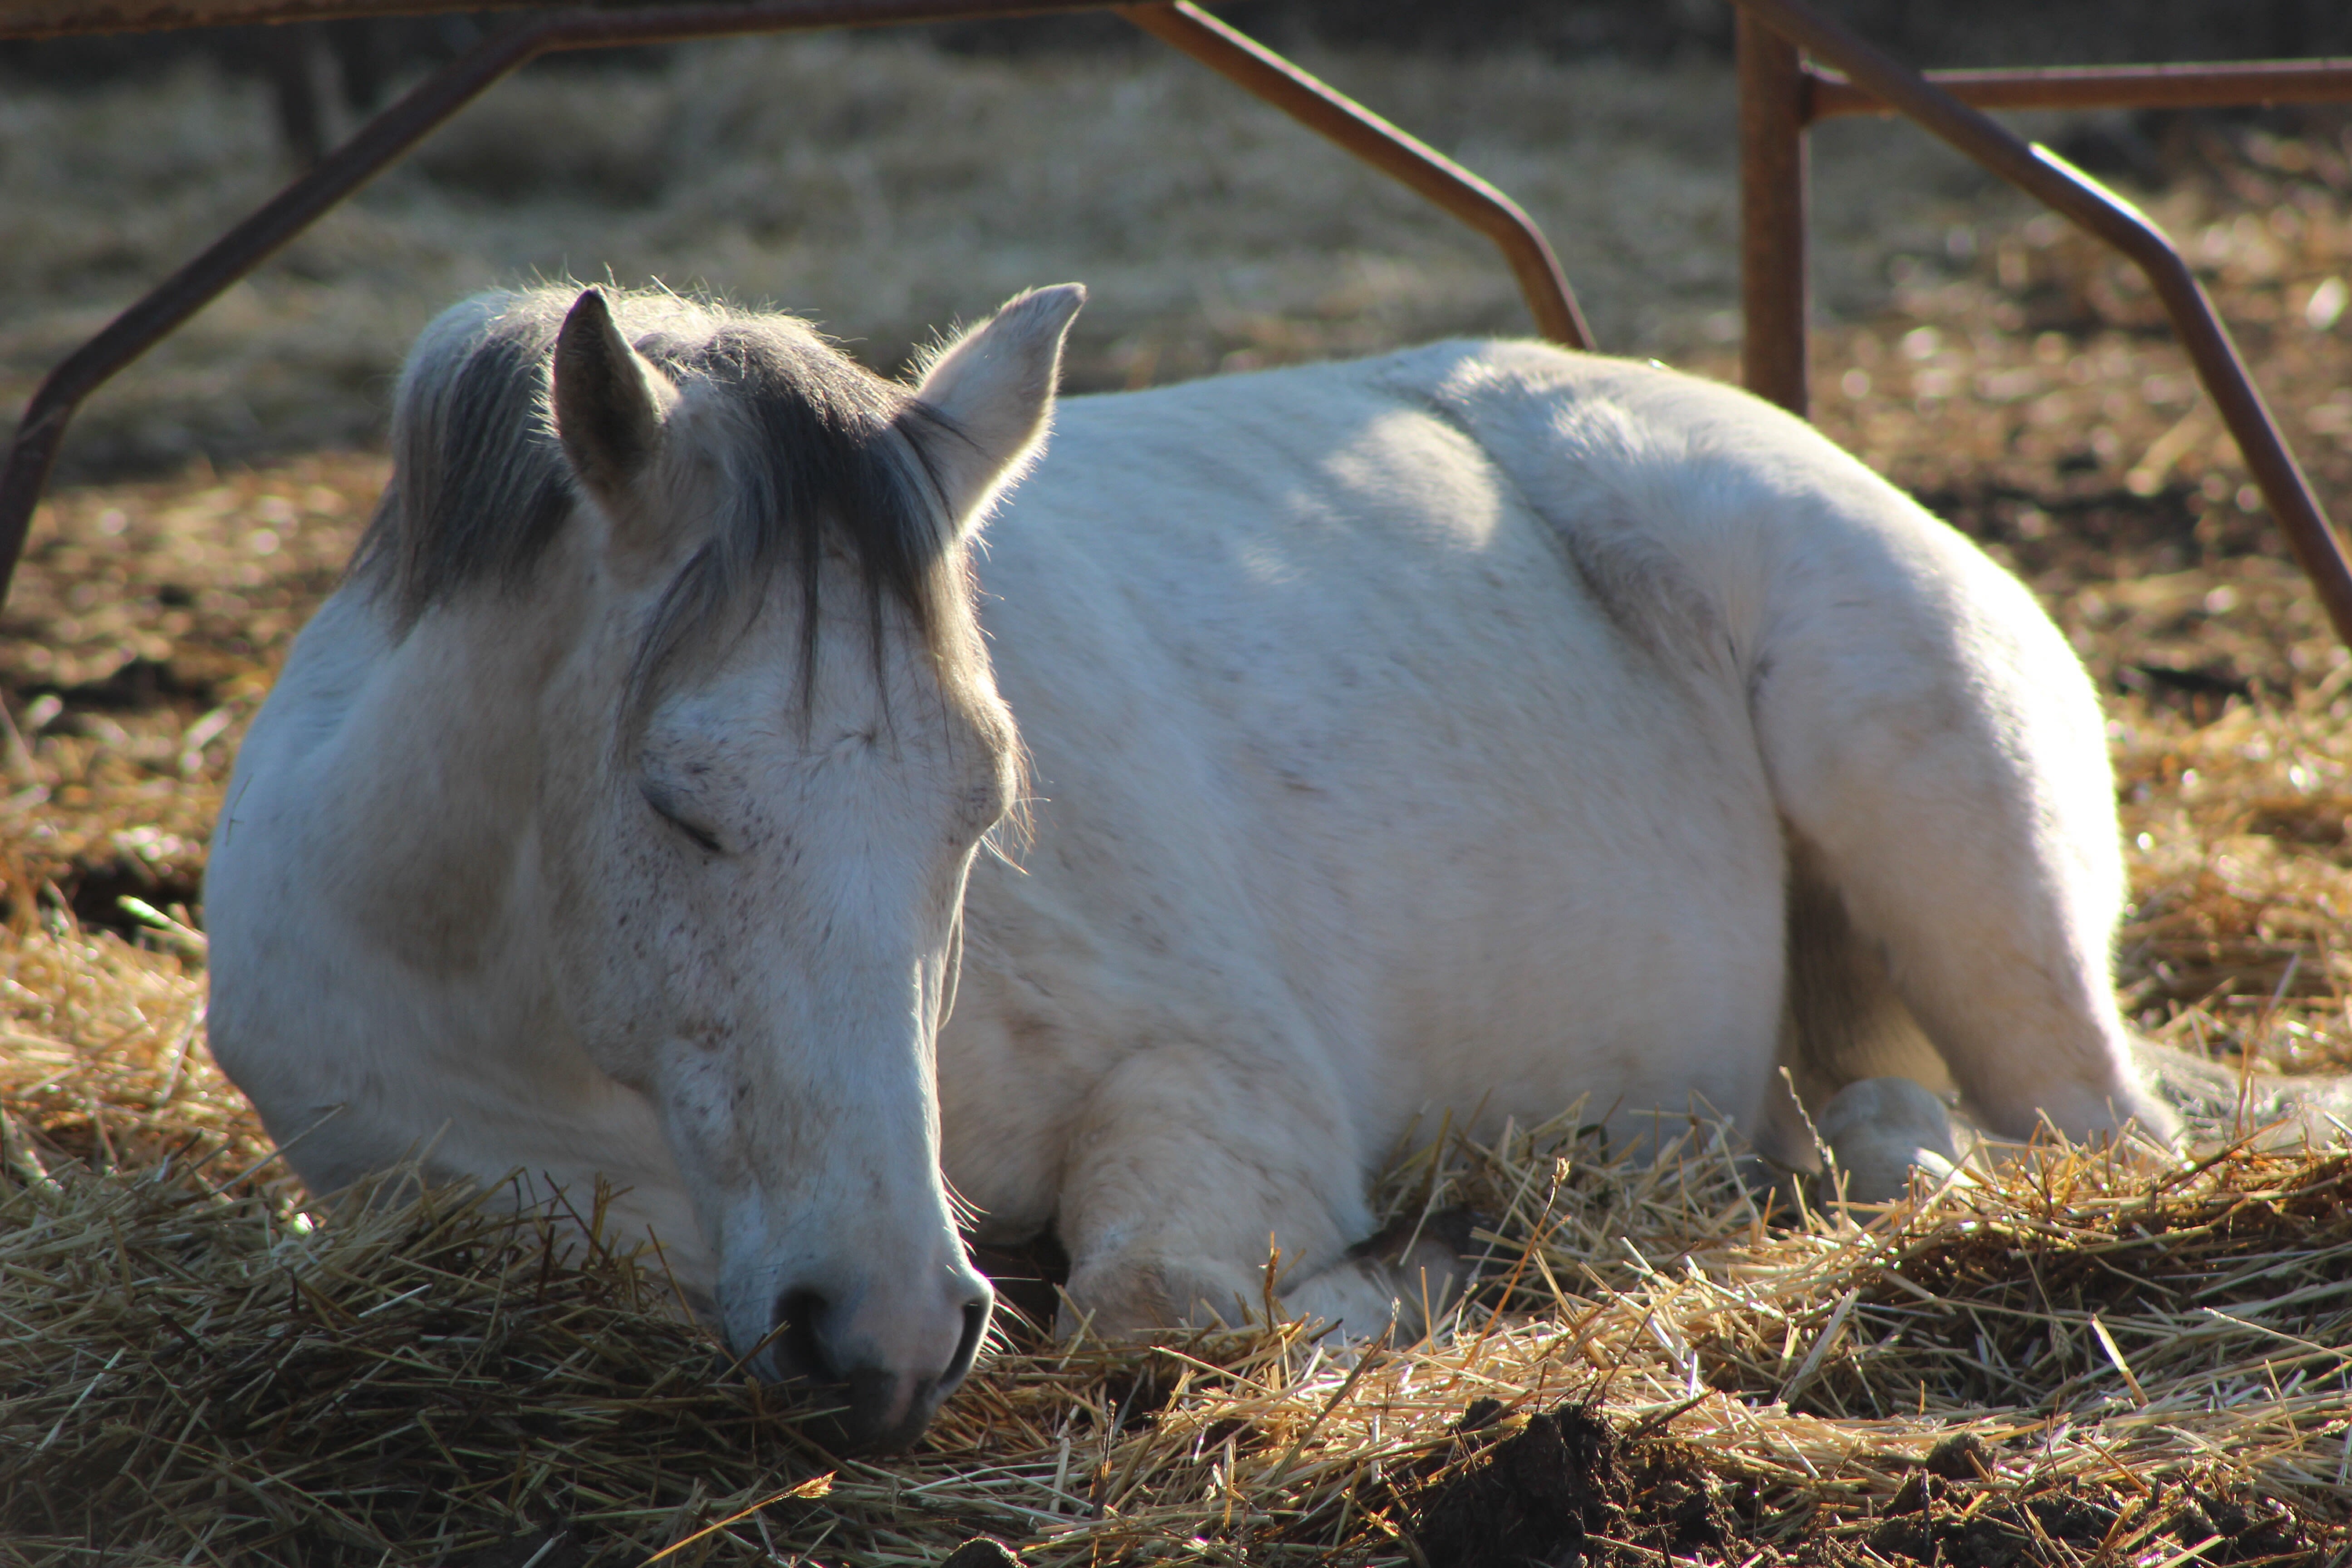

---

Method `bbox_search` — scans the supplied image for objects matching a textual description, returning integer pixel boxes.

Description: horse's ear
[552,288,677,501]
[903,283,1085,533]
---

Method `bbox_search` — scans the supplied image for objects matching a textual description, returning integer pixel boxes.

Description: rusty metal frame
[1807,59,2352,121]
[1733,0,2352,647]
[0,1,544,34]
[0,0,1587,608]
[1737,11,1809,416]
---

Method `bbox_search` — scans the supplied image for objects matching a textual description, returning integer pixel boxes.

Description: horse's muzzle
[766,1276,994,1451]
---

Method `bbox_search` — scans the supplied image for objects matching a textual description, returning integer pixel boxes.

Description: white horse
[206,282,2174,1449]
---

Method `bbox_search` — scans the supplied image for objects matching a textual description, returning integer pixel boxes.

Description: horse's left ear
[552,287,679,505]
[903,283,1085,534]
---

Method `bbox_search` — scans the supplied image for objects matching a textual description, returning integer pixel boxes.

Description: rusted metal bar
[1808,59,2352,122]
[0,0,1587,610]
[0,20,537,604]
[0,0,530,37]
[1734,0,2352,652]
[1737,9,1809,416]
[1115,0,1591,351]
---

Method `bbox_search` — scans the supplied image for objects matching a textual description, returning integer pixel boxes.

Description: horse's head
[506,284,1079,1447]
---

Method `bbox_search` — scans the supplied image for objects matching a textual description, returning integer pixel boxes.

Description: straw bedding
[4,952,2348,1565]
[7,122,2352,1567]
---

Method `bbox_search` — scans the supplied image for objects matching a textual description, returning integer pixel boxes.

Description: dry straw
[3,920,2347,1566]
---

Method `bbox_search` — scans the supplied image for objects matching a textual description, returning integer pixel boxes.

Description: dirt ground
[1406,1399,2330,1568]
[3,30,2352,1568]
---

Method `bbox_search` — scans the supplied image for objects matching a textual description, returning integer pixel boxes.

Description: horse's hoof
[1817,1076,1962,1205]
[1392,1206,1485,1328]
[1348,1204,1482,1267]
[1340,1205,1487,1333]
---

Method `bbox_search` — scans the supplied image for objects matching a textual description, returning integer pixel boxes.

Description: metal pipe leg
[1739,9,1811,416]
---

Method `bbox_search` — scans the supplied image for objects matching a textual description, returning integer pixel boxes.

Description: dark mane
[351,286,970,715]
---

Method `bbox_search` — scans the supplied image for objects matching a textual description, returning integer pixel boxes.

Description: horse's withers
[208,284,1083,1449]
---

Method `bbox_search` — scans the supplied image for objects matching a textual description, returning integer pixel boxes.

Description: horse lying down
[207,282,2180,1449]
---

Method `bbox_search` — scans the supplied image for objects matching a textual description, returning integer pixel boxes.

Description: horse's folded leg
[1281,1206,1482,1340]
[1362,1205,1480,1327]
[1053,1251,1261,1339]
[1053,1214,1479,1344]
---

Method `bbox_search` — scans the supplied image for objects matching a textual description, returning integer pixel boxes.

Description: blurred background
[0,0,2345,483]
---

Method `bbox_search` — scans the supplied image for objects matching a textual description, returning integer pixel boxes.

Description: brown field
[3,29,2352,1568]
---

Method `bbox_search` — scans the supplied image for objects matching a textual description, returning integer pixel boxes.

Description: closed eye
[642,781,725,855]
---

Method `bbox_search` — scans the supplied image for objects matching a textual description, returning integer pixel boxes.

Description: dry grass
[5,36,2352,1568]
[4,961,2347,1564]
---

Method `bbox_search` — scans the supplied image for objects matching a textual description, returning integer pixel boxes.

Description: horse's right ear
[903,283,1085,534]
[552,288,677,502]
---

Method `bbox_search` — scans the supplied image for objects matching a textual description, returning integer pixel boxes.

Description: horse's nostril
[774,1288,834,1381]
[946,1293,990,1386]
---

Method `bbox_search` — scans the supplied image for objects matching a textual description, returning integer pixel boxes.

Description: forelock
[352,284,994,742]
